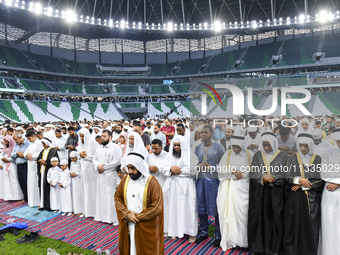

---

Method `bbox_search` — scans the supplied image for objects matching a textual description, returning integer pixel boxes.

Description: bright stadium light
[46,7,52,16]
[259,20,263,27]
[55,9,59,17]
[34,3,42,14]
[287,17,291,25]
[267,19,270,26]
[279,17,282,25]
[120,20,125,29]
[204,22,208,29]
[138,22,142,29]
[299,14,305,24]
[14,0,18,7]
[251,20,257,28]
[329,12,335,21]
[5,0,12,6]
[214,20,222,31]
[28,2,33,11]
[167,22,173,31]
[21,1,25,9]
[64,10,76,22]
[109,19,113,27]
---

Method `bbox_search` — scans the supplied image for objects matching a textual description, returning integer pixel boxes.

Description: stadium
[0,0,340,254]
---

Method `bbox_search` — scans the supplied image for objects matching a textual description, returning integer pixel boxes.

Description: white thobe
[93,142,122,223]
[319,146,340,255]
[70,160,83,214]
[53,137,68,160]
[161,158,198,237]
[78,145,98,218]
[44,130,56,143]
[217,150,253,251]
[47,166,61,211]
[24,139,43,207]
[59,169,72,213]
[2,153,23,201]
[127,176,146,255]
[313,140,332,159]
[147,151,168,187]
[0,153,5,199]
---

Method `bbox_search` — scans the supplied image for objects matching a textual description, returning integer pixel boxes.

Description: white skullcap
[60,159,68,165]
[248,126,258,132]
[311,129,323,140]
[45,124,53,128]
[331,128,340,140]
[172,137,180,143]
[51,157,59,162]
[70,151,78,158]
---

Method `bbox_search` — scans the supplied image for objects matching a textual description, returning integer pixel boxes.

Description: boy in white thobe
[47,157,61,213]
[70,151,83,217]
[59,159,73,216]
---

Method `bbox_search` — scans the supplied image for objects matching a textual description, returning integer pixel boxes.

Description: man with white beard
[24,130,44,207]
[53,129,68,161]
[217,135,253,251]
[319,129,340,254]
[93,130,122,225]
[44,124,56,142]
[160,136,198,243]
[76,128,100,218]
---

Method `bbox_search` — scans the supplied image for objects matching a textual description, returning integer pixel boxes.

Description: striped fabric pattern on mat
[0,200,250,254]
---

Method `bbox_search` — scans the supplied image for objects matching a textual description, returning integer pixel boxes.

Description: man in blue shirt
[151,124,166,149]
[11,132,31,203]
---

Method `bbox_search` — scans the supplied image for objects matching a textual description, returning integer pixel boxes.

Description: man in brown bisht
[115,152,164,255]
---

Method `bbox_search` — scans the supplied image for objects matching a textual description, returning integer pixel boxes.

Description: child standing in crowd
[47,157,61,213]
[70,151,83,217]
[59,159,73,216]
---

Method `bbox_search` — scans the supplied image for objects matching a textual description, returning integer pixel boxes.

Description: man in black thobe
[248,132,289,254]
[284,133,324,255]
[37,138,59,211]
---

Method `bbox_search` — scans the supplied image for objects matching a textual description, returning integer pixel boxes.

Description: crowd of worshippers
[0,116,339,254]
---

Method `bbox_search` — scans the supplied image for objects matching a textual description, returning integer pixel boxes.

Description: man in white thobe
[160,135,198,242]
[93,130,122,224]
[24,130,44,207]
[311,128,332,158]
[147,139,168,188]
[77,128,100,218]
[44,124,56,142]
[217,135,253,251]
[53,129,68,161]
[319,129,340,255]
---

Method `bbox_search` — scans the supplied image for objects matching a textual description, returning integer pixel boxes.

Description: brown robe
[114,175,164,255]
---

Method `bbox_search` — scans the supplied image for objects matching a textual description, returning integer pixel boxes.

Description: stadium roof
[0,0,339,41]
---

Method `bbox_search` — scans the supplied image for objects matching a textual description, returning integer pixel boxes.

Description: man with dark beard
[115,152,164,255]
[93,130,122,224]
[160,136,198,242]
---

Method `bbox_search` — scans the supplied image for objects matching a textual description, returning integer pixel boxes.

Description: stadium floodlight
[34,3,42,14]
[138,22,142,29]
[199,23,202,30]
[5,0,12,6]
[174,23,177,30]
[180,23,183,30]
[259,20,262,27]
[299,14,305,24]
[279,17,282,25]
[115,20,118,27]
[328,12,335,21]
[234,21,237,28]
[204,22,208,29]
[46,7,53,16]
[273,19,277,25]
[98,18,102,25]
[21,1,25,9]
[80,15,84,22]
[214,20,222,31]
[28,2,33,11]
[103,19,107,26]
[109,19,113,27]
[187,23,190,30]
[86,16,90,23]
[65,10,76,22]
[14,0,18,7]
[294,16,298,24]
[287,17,291,25]
[267,19,270,26]
[337,11,339,19]
[222,22,226,29]
[133,22,136,29]
[60,10,65,19]
[55,9,59,17]
[250,20,257,28]
[91,17,95,25]
[167,22,173,31]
